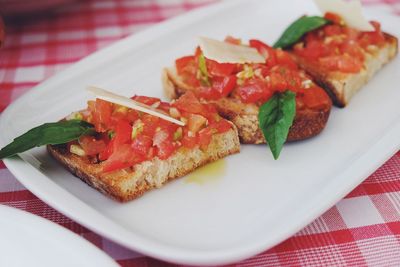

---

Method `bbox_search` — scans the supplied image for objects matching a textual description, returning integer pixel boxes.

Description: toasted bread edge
[48,128,240,202]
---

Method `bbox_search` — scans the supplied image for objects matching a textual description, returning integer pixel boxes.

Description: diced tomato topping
[212,120,232,133]
[113,120,132,148]
[125,109,140,123]
[302,87,332,110]
[99,138,114,161]
[132,95,161,106]
[79,136,107,156]
[198,127,215,149]
[324,12,343,25]
[91,99,113,132]
[237,79,273,103]
[294,13,386,73]
[172,91,205,114]
[275,49,298,70]
[249,39,277,67]
[181,129,198,149]
[324,24,342,36]
[216,75,237,97]
[103,144,143,173]
[131,135,153,157]
[319,55,362,73]
[141,114,160,137]
[156,141,176,160]
[81,92,232,172]
[198,75,237,100]
[176,56,197,77]
[206,60,236,77]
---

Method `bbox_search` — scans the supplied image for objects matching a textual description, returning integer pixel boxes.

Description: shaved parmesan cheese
[314,0,374,31]
[87,86,185,126]
[199,37,265,64]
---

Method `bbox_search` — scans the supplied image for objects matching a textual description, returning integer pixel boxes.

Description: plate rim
[0,0,399,265]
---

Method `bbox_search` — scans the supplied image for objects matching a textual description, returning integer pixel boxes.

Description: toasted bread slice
[290,33,398,107]
[163,67,331,144]
[48,127,239,202]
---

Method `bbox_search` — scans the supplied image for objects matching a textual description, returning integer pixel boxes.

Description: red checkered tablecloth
[1,0,400,266]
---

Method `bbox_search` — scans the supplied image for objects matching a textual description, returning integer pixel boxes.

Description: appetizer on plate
[274,0,398,106]
[163,37,332,158]
[0,89,240,201]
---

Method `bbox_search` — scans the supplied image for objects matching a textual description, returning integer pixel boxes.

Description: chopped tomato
[211,120,232,133]
[172,91,205,115]
[156,141,176,160]
[153,129,170,147]
[198,127,215,149]
[302,87,332,110]
[206,59,235,77]
[359,21,385,47]
[103,144,143,173]
[125,109,140,123]
[131,135,153,157]
[324,24,342,36]
[198,86,221,100]
[249,39,277,67]
[176,56,196,76]
[158,102,171,113]
[319,55,362,73]
[181,129,198,149]
[295,39,328,60]
[92,99,113,132]
[141,114,160,137]
[132,95,161,106]
[340,41,364,61]
[99,138,114,161]
[153,129,176,159]
[268,71,287,92]
[324,12,343,25]
[198,75,237,100]
[275,49,298,70]
[113,120,132,149]
[237,79,272,103]
[215,75,237,97]
[79,136,106,156]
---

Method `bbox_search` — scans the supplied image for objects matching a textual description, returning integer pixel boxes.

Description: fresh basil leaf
[258,91,296,159]
[0,120,95,159]
[198,52,211,86]
[273,16,330,49]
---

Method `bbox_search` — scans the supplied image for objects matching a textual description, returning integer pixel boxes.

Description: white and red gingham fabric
[0,0,400,266]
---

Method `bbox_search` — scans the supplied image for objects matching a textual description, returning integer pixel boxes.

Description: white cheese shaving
[87,86,185,126]
[199,37,265,64]
[314,0,374,31]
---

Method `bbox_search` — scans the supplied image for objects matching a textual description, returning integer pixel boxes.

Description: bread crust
[47,128,240,202]
[163,68,331,144]
[290,33,398,107]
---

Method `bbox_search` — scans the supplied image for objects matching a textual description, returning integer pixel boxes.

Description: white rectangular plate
[1,0,399,265]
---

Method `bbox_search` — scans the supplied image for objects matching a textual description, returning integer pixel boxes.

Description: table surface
[0,0,400,266]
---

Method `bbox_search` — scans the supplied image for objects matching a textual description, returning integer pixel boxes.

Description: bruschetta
[285,12,398,107]
[163,37,332,145]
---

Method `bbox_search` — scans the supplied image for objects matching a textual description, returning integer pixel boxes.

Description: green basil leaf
[273,16,330,49]
[198,52,211,86]
[258,91,296,159]
[0,120,95,159]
